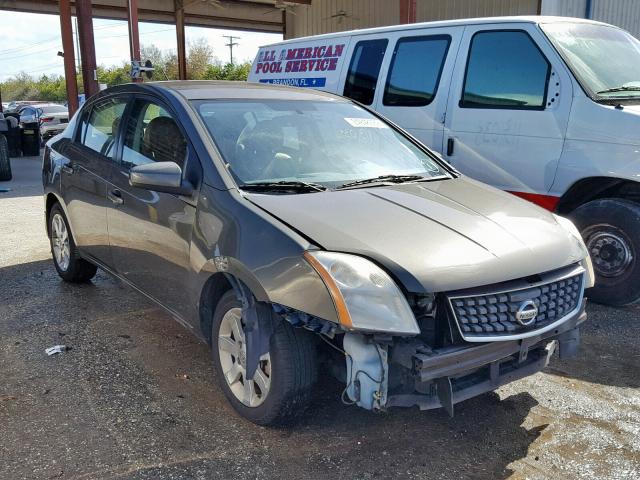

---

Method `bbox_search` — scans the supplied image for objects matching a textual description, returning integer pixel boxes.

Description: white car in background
[19,103,69,144]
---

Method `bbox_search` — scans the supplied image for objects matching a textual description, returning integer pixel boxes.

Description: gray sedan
[42,81,594,425]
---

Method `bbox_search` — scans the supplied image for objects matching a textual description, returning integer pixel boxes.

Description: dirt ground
[1,155,639,480]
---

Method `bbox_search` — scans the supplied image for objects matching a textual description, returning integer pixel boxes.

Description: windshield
[541,22,640,100]
[193,99,448,188]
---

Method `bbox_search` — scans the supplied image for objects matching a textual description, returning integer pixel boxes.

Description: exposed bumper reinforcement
[387,300,586,414]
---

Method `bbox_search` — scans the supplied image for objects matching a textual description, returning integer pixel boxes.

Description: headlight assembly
[304,251,419,335]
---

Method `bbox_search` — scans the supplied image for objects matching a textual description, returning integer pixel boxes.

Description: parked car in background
[18,103,69,144]
[38,104,69,143]
[250,16,640,306]
[43,81,593,425]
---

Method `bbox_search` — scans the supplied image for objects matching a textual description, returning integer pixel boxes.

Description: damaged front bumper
[343,299,586,415]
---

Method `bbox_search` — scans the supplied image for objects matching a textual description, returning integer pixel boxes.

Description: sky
[0,11,282,81]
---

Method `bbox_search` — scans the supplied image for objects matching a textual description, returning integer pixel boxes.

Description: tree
[0,37,253,101]
[187,38,214,80]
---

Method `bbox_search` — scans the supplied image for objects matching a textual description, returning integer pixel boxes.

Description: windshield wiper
[336,174,427,190]
[596,86,640,95]
[240,180,327,192]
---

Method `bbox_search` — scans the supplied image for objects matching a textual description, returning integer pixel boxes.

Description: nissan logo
[515,300,538,326]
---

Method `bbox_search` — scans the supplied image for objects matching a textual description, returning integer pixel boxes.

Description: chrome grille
[448,269,584,341]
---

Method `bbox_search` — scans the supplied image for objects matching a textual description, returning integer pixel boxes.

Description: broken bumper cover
[387,299,587,414]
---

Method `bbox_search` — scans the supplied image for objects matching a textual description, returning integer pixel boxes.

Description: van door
[444,23,572,199]
[373,27,464,152]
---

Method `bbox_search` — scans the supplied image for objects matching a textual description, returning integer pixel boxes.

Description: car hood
[247,177,587,293]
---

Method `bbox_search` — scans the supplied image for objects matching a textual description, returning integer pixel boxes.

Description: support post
[175,0,187,80]
[59,0,79,116]
[76,0,99,98]
[399,0,417,24]
[127,0,142,82]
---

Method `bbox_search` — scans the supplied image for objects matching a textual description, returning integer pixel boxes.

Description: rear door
[106,96,202,320]
[60,96,128,266]
[373,27,463,152]
[443,23,572,195]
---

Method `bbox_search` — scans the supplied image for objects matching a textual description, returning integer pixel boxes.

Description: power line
[0,44,62,61]
[0,61,64,79]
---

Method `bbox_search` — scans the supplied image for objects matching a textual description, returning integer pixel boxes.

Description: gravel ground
[1,155,639,479]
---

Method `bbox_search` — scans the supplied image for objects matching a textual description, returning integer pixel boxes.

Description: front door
[444,24,573,198]
[61,96,128,265]
[106,97,200,320]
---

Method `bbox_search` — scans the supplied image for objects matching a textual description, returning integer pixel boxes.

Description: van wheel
[48,203,98,283]
[570,199,640,305]
[211,290,317,425]
[0,134,12,181]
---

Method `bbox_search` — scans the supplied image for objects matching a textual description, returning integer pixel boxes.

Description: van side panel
[249,39,351,94]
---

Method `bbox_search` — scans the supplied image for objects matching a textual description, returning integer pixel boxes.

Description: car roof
[103,80,349,102]
[259,15,615,47]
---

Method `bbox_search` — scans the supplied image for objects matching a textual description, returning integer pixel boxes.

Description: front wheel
[211,290,317,425]
[570,199,640,305]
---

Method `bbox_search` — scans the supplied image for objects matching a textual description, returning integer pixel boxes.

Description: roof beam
[0,0,285,33]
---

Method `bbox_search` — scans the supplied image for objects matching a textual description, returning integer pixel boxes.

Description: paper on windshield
[344,118,388,128]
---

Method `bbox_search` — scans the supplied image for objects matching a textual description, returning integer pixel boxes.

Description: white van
[249,16,640,307]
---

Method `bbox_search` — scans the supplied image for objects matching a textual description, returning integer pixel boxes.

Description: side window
[122,100,187,169]
[383,35,451,107]
[343,39,388,105]
[461,30,550,109]
[81,98,127,158]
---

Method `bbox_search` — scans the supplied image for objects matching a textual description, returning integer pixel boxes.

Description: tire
[211,290,317,426]
[0,134,11,181]
[570,198,640,306]
[48,203,98,283]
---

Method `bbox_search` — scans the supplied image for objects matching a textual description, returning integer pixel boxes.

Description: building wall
[285,0,640,40]
[285,0,399,39]
[415,0,539,22]
[542,0,640,37]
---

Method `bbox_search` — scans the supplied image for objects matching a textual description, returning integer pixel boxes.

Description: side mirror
[129,161,194,195]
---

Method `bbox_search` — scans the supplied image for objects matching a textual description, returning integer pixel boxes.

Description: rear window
[79,98,127,159]
[383,35,451,107]
[343,39,388,105]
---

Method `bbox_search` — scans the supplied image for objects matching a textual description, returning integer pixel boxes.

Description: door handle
[108,189,124,205]
[446,138,455,156]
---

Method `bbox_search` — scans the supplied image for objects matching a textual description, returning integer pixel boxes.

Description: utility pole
[223,35,240,64]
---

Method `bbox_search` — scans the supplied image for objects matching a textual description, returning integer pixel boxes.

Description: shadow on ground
[0,259,548,479]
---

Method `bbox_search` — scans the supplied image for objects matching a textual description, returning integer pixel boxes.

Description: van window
[343,39,388,105]
[461,30,550,109]
[383,35,451,107]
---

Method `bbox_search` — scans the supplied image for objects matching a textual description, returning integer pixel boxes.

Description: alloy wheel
[218,307,271,407]
[51,213,70,271]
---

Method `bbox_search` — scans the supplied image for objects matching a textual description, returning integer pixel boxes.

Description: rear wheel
[0,134,11,181]
[570,198,640,305]
[48,203,98,283]
[211,290,317,425]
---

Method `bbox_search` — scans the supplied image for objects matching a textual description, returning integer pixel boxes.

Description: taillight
[40,117,54,123]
